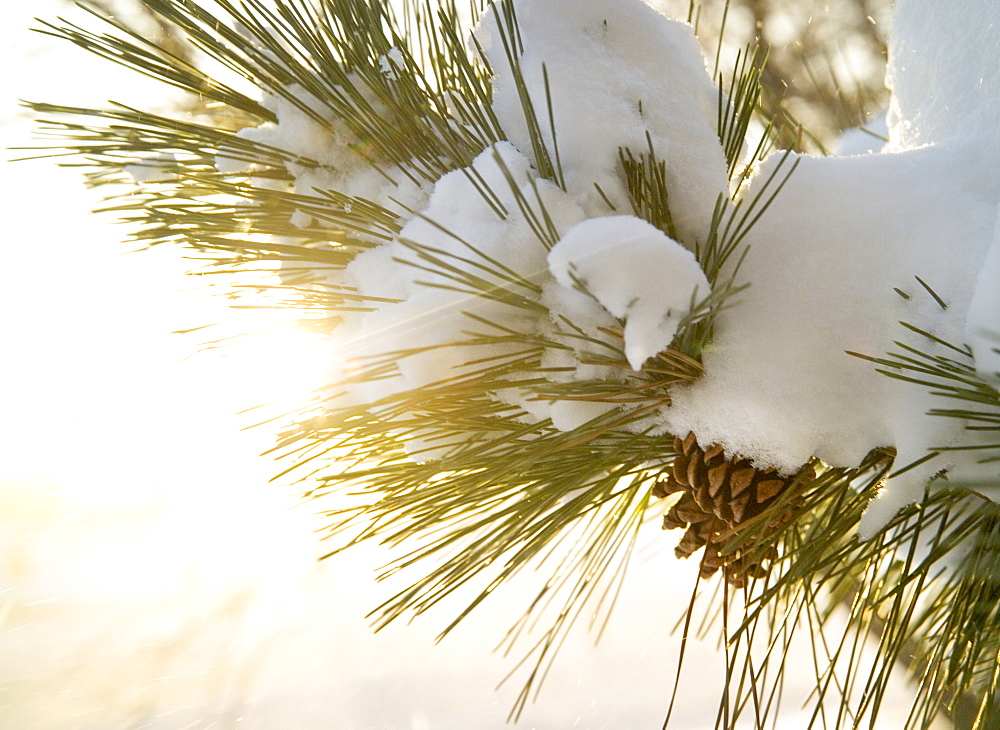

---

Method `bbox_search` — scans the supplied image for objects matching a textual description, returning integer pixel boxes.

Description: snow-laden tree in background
[28,0,1000,726]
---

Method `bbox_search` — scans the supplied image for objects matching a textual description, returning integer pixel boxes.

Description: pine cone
[654,432,811,587]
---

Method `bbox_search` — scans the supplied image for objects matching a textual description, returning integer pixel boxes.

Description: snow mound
[475,0,729,244]
[661,141,1000,535]
[338,142,584,411]
[663,0,1000,533]
[886,0,1000,150]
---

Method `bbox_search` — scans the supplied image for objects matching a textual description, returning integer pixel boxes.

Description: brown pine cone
[654,432,811,586]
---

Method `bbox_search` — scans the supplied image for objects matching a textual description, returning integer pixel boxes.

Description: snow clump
[661,140,999,534]
[215,83,429,215]
[548,216,710,371]
[339,142,584,412]
[475,0,730,243]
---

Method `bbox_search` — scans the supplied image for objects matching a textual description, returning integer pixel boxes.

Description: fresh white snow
[547,215,710,370]
[968,220,1000,380]
[330,0,731,431]
[475,0,730,240]
[339,142,585,409]
[885,0,1000,152]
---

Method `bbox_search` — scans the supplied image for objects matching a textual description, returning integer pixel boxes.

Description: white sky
[0,2,942,728]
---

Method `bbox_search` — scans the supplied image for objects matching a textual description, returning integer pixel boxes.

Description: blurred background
[1,1,927,728]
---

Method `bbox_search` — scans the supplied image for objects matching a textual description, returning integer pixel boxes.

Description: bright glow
[213,305,332,420]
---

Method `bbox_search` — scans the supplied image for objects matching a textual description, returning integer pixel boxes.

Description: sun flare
[220,319,332,417]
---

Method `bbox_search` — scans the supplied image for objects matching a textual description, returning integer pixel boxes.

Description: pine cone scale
[686,450,704,488]
[729,466,755,497]
[730,492,751,523]
[671,454,690,487]
[756,478,786,502]
[707,463,728,497]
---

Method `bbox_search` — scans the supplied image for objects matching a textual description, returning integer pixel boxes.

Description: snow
[475,0,730,243]
[547,215,710,370]
[329,0,730,436]
[217,84,429,215]
[834,114,888,156]
[897,0,1000,381]
[339,142,584,413]
[657,0,1000,534]
[378,46,405,79]
[885,0,1000,151]
[123,153,178,183]
[967,218,1000,379]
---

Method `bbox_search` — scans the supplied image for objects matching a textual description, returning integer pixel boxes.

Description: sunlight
[214,310,333,421]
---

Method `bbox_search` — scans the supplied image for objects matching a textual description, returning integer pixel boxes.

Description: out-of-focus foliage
[655,0,891,151]
[72,0,195,64]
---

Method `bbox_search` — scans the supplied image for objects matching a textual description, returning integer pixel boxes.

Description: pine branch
[33,2,974,728]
